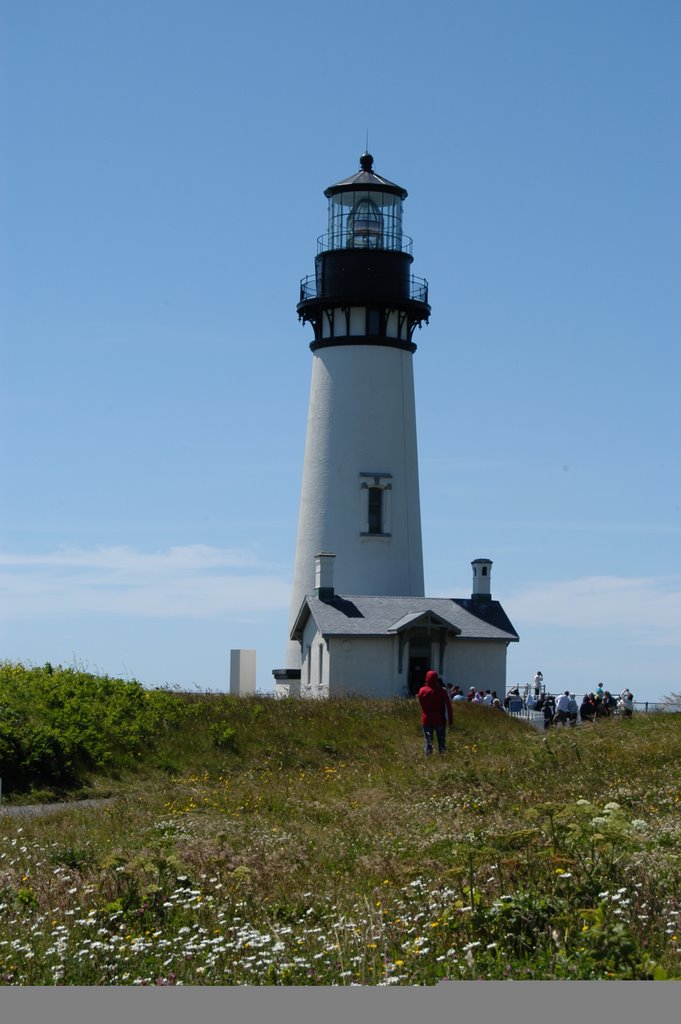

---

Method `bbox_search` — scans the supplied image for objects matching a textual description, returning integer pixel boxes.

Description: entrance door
[408,640,432,696]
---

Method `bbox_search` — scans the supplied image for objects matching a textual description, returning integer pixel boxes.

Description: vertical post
[230,650,256,696]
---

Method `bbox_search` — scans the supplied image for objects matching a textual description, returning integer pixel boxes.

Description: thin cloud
[0,545,291,619]
[0,544,271,571]
[505,575,681,646]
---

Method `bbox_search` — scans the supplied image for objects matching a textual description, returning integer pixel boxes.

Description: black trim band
[310,335,417,353]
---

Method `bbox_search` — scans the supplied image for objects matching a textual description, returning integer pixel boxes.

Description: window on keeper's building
[368,487,383,534]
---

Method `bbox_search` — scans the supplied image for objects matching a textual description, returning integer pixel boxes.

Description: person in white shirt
[555,691,571,726]
[534,671,543,696]
[618,692,634,718]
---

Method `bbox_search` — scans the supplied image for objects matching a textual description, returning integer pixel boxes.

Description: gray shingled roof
[291,595,519,643]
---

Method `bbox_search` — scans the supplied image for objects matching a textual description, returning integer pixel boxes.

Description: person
[596,683,604,701]
[580,693,595,722]
[534,670,543,697]
[483,689,493,706]
[618,691,634,718]
[568,693,578,726]
[466,687,476,702]
[526,690,536,710]
[492,698,505,712]
[542,695,555,729]
[417,670,453,755]
[505,689,522,713]
[554,690,571,726]
[452,688,466,703]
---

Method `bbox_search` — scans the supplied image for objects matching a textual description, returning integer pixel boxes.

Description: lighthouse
[277,154,431,681]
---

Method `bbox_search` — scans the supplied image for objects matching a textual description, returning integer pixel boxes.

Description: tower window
[368,487,383,534]
[360,473,392,536]
[367,308,382,335]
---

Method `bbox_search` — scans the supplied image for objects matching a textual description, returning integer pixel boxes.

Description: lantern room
[297,153,430,345]
[324,153,406,252]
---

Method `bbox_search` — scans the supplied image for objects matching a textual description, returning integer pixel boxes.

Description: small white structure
[230,649,256,696]
[280,555,518,699]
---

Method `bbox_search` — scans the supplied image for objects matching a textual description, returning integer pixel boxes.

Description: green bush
[0,662,190,794]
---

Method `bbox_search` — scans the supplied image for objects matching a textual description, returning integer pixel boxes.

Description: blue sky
[1,1,679,703]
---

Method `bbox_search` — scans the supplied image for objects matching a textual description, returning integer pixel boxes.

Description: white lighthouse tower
[276,154,431,683]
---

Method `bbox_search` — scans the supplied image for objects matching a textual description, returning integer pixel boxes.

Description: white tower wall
[286,342,424,668]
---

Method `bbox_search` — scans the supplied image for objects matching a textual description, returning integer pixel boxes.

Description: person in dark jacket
[542,695,555,729]
[417,670,454,755]
[580,694,596,722]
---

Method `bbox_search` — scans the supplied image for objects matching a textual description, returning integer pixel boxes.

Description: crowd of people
[513,679,636,727]
[445,683,505,709]
[503,680,636,728]
[416,669,636,753]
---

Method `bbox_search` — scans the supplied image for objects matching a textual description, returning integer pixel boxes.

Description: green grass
[0,661,679,985]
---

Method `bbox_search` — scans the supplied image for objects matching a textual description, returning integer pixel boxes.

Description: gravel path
[0,797,116,818]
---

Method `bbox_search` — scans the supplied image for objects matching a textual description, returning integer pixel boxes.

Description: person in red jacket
[417,671,454,755]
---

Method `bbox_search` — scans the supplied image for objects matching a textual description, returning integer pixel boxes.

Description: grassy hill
[0,662,679,984]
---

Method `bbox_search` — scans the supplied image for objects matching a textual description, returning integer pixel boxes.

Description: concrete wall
[286,343,424,669]
[294,628,510,700]
[229,649,256,696]
[442,641,508,697]
[299,616,329,698]
[328,636,404,698]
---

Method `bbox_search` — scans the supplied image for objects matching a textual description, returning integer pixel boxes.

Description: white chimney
[315,552,336,599]
[471,558,493,600]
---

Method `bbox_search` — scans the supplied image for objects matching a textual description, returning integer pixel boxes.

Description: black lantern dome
[298,154,430,353]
